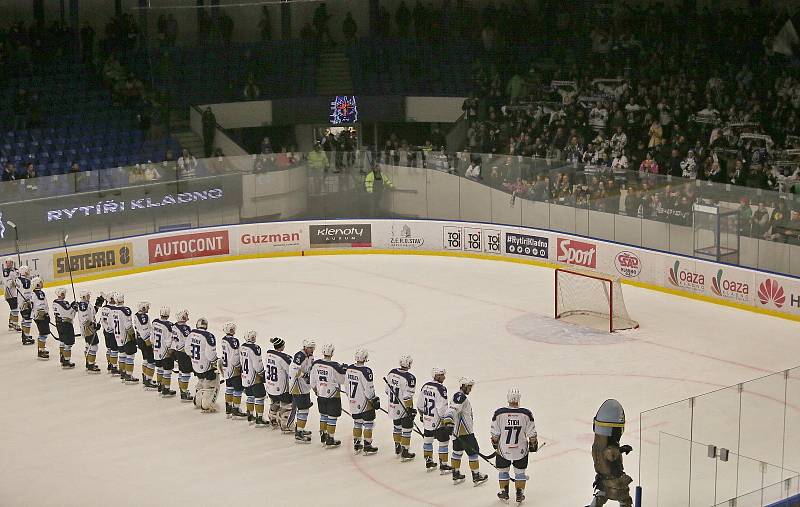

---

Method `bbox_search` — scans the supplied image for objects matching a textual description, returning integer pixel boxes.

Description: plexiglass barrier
[639,367,800,506]
[1,151,800,276]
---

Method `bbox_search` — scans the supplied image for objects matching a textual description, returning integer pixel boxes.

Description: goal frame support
[555,267,617,333]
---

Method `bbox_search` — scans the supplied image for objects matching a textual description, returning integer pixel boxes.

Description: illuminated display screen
[330,96,359,124]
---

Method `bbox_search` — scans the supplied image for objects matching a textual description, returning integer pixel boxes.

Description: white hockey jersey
[151,318,174,361]
[221,334,242,380]
[346,364,376,414]
[31,289,49,317]
[490,406,538,461]
[446,390,475,437]
[134,312,152,345]
[2,266,17,299]
[188,328,217,374]
[265,349,292,396]
[17,276,32,306]
[52,299,76,323]
[112,305,133,347]
[385,368,416,420]
[240,343,265,388]
[310,359,347,399]
[289,349,314,395]
[99,304,115,334]
[417,381,449,431]
[173,322,191,352]
[77,300,96,338]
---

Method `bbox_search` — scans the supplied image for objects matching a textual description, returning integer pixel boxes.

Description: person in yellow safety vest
[364,166,392,193]
[308,143,329,172]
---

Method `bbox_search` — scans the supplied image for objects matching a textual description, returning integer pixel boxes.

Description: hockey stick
[382,377,425,437]
[62,235,77,301]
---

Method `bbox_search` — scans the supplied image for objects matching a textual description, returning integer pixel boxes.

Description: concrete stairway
[315,48,354,96]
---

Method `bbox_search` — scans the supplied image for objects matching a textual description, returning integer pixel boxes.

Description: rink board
[5,219,800,322]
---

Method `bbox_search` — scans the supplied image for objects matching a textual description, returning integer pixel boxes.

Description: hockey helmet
[160,306,170,318]
[459,377,475,388]
[354,348,369,363]
[80,291,91,302]
[31,276,43,290]
[431,366,446,378]
[399,354,413,369]
[18,265,30,277]
[176,309,189,322]
[321,343,335,357]
[115,292,125,304]
[4,257,14,267]
[55,287,67,298]
[223,322,237,336]
[245,330,257,343]
[593,399,625,437]
[507,388,521,405]
[138,301,150,313]
[302,338,316,350]
[196,317,208,330]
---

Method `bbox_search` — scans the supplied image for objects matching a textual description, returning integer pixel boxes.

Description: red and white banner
[148,230,230,263]
[556,238,597,268]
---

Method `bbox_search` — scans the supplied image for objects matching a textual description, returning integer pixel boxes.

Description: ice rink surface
[1,254,798,506]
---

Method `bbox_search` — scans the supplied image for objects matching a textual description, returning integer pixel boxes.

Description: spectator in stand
[2,163,17,182]
[667,148,683,177]
[23,163,36,180]
[259,6,272,41]
[766,200,790,240]
[648,120,663,149]
[680,150,698,179]
[465,159,481,180]
[177,149,198,177]
[611,150,629,171]
[751,202,770,238]
[342,12,357,44]
[202,107,216,158]
[243,76,261,100]
[639,153,659,174]
[313,3,335,46]
[209,148,228,174]
[738,198,753,236]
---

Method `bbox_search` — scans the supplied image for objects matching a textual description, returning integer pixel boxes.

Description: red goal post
[554,268,639,333]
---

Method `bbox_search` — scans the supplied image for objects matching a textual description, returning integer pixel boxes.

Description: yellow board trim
[14,247,799,323]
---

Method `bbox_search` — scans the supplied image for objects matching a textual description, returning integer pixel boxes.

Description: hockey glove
[370,397,381,411]
[94,322,101,331]
[620,445,633,455]
[529,439,538,452]
[491,439,499,450]
[404,407,417,418]
[71,301,79,310]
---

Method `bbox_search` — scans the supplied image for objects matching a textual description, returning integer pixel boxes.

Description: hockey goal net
[554,268,639,332]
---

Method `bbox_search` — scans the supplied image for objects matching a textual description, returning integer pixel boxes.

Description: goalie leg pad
[197,378,219,411]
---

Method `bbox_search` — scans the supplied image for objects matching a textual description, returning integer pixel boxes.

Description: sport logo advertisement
[53,242,133,278]
[389,224,424,249]
[614,251,642,278]
[758,279,786,308]
[556,238,597,268]
[309,224,371,248]
[240,230,302,248]
[667,260,705,292]
[710,269,750,302]
[505,232,548,259]
[148,230,230,264]
[443,226,500,254]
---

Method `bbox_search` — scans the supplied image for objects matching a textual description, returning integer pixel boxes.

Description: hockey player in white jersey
[31,277,50,360]
[151,306,176,396]
[346,348,379,455]
[265,337,293,431]
[76,291,101,373]
[3,258,20,332]
[221,322,246,419]
[173,309,194,402]
[417,367,453,473]
[490,388,539,504]
[99,292,120,375]
[240,331,267,426]
[386,355,417,461]
[442,377,488,486]
[16,264,35,345]
[310,343,347,448]
[135,302,156,389]
[113,293,138,383]
[189,317,219,412]
[289,339,316,443]
[52,288,77,369]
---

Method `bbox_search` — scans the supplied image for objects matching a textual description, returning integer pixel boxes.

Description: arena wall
[7,218,800,323]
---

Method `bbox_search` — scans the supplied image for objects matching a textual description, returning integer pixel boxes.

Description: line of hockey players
[2,258,634,506]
